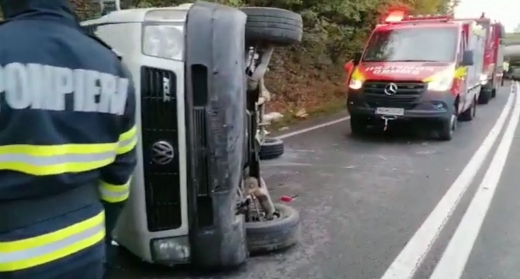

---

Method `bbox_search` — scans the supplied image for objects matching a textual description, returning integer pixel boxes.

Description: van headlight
[427,76,453,91]
[142,25,184,61]
[151,236,190,263]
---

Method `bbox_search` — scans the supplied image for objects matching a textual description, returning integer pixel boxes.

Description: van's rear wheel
[259,138,284,160]
[241,7,303,46]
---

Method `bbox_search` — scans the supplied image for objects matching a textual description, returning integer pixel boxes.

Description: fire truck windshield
[362,27,458,63]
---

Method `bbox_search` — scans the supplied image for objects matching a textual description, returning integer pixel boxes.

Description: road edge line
[380,88,515,279]
[277,116,351,139]
[430,82,520,278]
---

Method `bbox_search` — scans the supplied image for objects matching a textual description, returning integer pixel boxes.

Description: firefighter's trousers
[0,185,106,279]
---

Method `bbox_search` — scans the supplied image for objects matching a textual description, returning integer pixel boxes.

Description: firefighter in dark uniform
[0,0,137,278]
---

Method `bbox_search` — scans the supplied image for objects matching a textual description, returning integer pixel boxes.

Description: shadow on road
[109,245,296,279]
[346,119,469,144]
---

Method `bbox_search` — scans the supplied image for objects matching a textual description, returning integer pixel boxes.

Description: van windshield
[362,27,458,62]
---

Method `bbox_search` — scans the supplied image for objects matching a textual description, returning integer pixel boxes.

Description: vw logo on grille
[384,83,398,96]
[152,141,174,165]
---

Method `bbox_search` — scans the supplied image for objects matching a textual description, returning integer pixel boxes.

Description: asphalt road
[111,83,518,279]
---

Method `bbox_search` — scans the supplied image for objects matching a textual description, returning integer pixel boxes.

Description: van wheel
[241,7,303,46]
[246,203,301,255]
[259,138,284,160]
[458,98,476,121]
[439,113,457,141]
[491,88,497,98]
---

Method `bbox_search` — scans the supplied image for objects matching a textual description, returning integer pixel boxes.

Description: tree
[74,0,459,114]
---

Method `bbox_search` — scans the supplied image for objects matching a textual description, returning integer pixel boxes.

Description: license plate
[375,107,404,116]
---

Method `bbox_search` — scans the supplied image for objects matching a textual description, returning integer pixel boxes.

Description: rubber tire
[259,138,284,160]
[246,203,301,255]
[350,115,367,136]
[241,7,303,46]
[439,114,457,141]
[478,85,491,104]
[458,98,476,121]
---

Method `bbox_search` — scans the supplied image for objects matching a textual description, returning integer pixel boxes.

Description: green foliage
[73,0,459,116]
[76,0,458,62]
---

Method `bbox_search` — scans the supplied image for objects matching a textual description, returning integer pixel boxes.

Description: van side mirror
[353,52,362,65]
[461,50,474,66]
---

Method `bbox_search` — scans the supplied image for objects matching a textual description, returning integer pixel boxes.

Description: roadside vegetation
[74,0,460,127]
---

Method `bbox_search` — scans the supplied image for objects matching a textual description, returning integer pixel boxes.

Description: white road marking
[277,116,350,139]
[430,83,520,279]
[380,90,515,279]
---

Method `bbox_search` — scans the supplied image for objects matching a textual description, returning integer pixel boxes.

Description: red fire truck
[346,9,486,141]
[455,13,505,104]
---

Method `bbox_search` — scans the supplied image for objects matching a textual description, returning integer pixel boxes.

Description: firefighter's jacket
[0,0,137,275]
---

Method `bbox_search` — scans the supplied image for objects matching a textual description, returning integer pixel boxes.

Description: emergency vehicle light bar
[405,14,453,21]
[384,10,453,23]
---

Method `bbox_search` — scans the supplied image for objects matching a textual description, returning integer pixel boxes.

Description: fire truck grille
[363,81,426,109]
[140,67,182,232]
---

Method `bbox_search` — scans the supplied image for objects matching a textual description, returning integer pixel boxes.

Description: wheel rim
[248,202,283,222]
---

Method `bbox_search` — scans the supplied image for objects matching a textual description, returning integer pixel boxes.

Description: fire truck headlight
[143,25,184,61]
[427,76,453,91]
[151,236,190,263]
[348,79,363,90]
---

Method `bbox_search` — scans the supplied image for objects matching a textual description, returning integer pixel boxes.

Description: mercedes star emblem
[152,141,174,165]
[384,83,398,96]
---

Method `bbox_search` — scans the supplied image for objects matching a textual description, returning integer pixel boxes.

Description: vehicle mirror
[353,52,362,65]
[461,50,474,66]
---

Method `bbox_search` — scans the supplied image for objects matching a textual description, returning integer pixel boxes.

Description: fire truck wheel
[259,138,284,160]
[241,7,303,46]
[350,115,368,136]
[246,203,301,255]
[438,113,457,141]
[458,97,477,121]
[478,85,492,104]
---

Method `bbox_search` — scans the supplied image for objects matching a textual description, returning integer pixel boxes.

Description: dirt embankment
[265,48,347,127]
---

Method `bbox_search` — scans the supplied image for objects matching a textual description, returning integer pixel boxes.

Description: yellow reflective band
[117,126,137,155]
[0,144,118,176]
[454,66,467,78]
[99,178,131,203]
[0,211,105,272]
[351,67,365,81]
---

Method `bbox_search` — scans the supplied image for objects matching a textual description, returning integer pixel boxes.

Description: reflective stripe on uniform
[99,178,131,203]
[0,144,118,176]
[0,211,105,272]
[117,126,137,155]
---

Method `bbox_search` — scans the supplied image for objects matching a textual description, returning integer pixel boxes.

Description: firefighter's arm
[99,68,137,205]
